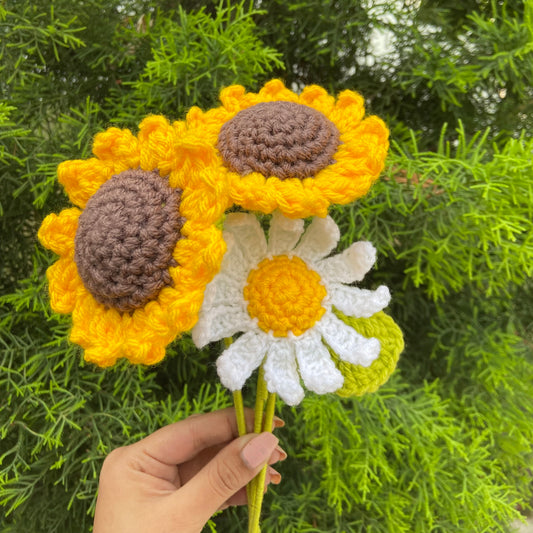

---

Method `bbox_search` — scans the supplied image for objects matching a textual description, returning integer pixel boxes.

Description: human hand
[93,407,285,533]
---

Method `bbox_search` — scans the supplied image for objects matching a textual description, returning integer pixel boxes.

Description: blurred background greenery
[1,1,532,531]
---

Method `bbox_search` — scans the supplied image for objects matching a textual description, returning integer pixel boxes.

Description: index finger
[132,407,254,466]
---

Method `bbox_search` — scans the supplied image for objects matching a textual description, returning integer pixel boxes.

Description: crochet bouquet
[38,80,404,532]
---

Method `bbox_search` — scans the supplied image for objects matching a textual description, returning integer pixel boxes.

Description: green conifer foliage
[1,1,532,532]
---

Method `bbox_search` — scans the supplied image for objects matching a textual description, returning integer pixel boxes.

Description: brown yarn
[74,169,184,312]
[217,101,341,180]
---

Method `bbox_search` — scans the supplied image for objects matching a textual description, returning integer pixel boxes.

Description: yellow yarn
[244,255,326,337]
[38,118,228,368]
[331,310,404,397]
[183,79,389,218]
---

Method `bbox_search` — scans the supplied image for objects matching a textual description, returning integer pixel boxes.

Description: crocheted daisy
[184,79,389,219]
[38,116,227,367]
[192,211,392,405]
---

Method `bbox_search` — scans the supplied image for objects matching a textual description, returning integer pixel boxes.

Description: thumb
[174,431,279,524]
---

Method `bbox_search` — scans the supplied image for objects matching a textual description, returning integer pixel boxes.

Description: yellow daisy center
[243,255,327,337]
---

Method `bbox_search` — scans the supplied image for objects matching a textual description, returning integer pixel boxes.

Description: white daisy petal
[293,216,340,263]
[317,312,381,367]
[317,241,376,284]
[224,213,267,266]
[267,211,305,255]
[263,339,304,406]
[202,271,244,309]
[192,303,255,348]
[216,332,269,391]
[217,232,254,282]
[293,330,344,394]
[330,285,391,318]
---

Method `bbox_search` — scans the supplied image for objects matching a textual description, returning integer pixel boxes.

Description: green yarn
[331,310,404,398]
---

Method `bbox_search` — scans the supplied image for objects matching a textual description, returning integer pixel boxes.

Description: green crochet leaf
[330,310,404,397]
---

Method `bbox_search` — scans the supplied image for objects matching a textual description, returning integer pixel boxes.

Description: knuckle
[100,446,131,475]
[102,447,125,467]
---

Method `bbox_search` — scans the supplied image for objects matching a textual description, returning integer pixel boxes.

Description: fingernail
[267,466,282,485]
[274,446,287,462]
[273,416,285,428]
[241,432,279,470]
[268,445,287,464]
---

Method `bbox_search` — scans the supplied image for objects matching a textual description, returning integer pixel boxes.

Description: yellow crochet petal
[310,116,389,206]
[219,85,249,113]
[171,120,187,137]
[329,89,365,127]
[185,105,232,133]
[138,115,171,142]
[185,136,223,170]
[179,182,229,223]
[70,293,127,366]
[277,179,331,218]
[83,345,122,368]
[314,161,374,206]
[343,116,390,171]
[41,116,229,369]
[299,85,336,115]
[57,158,113,208]
[91,127,140,174]
[124,339,167,366]
[174,223,226,278]
[332,311,404,397]
[46,257,84,314]
[38,208,80,256]
[228,173,279,214]
[258,79,298,102]
[138,115,177,175]
[123,300,175,365]
[185,80,389,217]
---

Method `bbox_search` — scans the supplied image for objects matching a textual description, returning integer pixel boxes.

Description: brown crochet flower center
[217,101,341,180]
[74,169,184,312]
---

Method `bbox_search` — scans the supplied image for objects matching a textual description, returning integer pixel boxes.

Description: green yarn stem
[249,391,277,533]
[233,388,253,513]
[225,337,246,436]
[248,367,270,533]
[254,366,268,433]
[248,369,266,530]
[232,390,247,437]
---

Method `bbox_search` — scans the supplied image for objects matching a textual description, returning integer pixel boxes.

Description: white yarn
[267,210,305,255]
[192,212,391,405]
[263,339,304,406]
[215,232,251,282]
[316,312,380,367]
[224,213,267,266]
[192,302,253,349]
[329,285,391,318]
[317,241,376,284]
[293,215,340,263]
[293,329,344,394]
[217,331,268,391]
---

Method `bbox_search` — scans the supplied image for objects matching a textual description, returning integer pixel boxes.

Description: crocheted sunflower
[184,79,389,218]
[38,116,227,367]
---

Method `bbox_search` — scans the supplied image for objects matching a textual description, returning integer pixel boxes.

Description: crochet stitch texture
[192,211,394,405]
[333,311,403,397]
[37,80,402,533]
[38,80,400,396]
[38,116,227,367]
[74,169,184,312]
[244,255,328,337]
[217,101,340,180]
[185,79,389,218]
